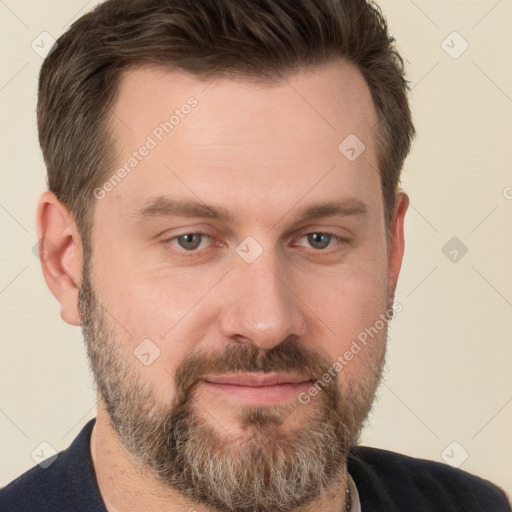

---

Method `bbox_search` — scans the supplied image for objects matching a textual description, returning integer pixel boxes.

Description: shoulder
[0,457,65,511]
[348,445,511,511]
[0,419,105,512]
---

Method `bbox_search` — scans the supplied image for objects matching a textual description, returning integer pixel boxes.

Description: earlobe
[387,190,409,296]
[36,191,83,326]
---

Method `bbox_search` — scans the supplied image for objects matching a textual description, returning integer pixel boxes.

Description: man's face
[79,60,402,511]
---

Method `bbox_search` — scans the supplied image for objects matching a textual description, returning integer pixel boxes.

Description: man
[1,0,510,510]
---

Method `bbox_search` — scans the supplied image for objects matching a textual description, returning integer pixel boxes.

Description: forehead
[113,59,377,146]
[99,60,382,228]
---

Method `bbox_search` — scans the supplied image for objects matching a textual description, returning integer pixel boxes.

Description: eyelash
[161,230,350,258]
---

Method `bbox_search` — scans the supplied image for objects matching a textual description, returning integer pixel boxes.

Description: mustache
[173,336,336,406]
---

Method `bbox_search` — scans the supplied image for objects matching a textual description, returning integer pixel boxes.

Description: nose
[217,250,307,351]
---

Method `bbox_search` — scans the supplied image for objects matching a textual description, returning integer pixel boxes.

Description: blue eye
[298,232,349,251]
[176,232,209,251]
[306,233,332,249]
[162,230,349,258]
[165,231,214,252]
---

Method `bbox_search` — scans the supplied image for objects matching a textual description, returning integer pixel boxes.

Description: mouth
[201,373,314,404]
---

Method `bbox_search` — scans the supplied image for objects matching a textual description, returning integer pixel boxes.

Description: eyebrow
[131,195,369,225]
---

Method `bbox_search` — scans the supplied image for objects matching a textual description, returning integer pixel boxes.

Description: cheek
[92,248,215,337]
[90,267,222,388]
[294,262,389,378]
[300,261,388,328]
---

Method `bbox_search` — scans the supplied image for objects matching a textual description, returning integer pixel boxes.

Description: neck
[90,404,350,512]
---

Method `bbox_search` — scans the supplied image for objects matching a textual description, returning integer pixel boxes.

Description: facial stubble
[78,255,388,512]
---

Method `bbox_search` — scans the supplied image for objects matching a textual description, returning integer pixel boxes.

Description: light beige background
[1,0,511,498]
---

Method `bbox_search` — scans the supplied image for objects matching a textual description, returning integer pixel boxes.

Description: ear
[387,190,409,296]
[36,191,83,326]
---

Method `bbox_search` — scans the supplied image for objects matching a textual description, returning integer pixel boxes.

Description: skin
[37,58,408,511]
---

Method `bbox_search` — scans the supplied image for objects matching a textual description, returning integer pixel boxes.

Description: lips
[203,373,313,387]
[201,373,315,404]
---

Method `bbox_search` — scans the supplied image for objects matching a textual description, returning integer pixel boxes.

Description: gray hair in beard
[78,250,387,512]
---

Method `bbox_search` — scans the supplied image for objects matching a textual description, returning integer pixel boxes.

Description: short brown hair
[38,0,414,247]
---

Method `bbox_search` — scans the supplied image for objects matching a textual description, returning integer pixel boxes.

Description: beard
[78,254,389,512]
